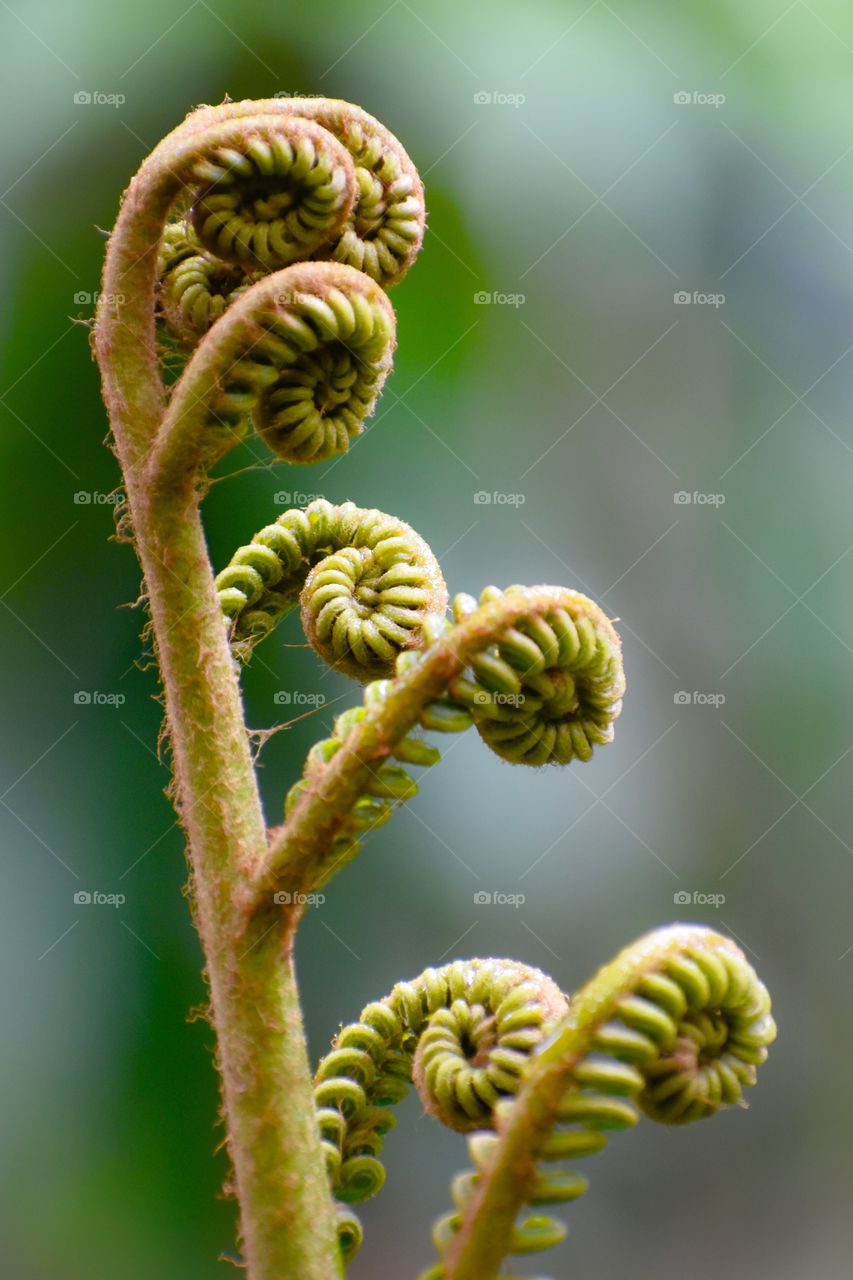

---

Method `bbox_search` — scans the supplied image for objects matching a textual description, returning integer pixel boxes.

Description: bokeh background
[2,1,852,1276]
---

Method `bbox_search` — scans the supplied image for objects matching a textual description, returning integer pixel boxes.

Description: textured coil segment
[182,97,426,288]
[154,100,425,350]
[425,929,776,1279]
[215,499,448,676]
[313,960,568,1260]
[158,220,257,346]
[188,119,357,270]
[444,585,625,767]
[159,260,397,468]
[315,105,425,284]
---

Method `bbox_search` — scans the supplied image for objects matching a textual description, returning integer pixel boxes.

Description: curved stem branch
[95,111,343,1280]
[257,586,605,903]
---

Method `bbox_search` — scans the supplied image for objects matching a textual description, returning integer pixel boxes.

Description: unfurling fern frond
[215,499,447,675]
[311,929,774,1276]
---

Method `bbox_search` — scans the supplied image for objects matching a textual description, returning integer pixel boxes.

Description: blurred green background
[2,0,852,1276]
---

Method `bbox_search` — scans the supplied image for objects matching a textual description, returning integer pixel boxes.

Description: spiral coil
[313,959,568,1251]
[203,263,398,464]
[155,99,424,352]
[157,220,258,346]
[215,498,448,676]
[442,585,624,767]
[188,118,357,271]
[424,930,776,1279]
[187,97,427,286]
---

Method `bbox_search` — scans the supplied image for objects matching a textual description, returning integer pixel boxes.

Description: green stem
[95,120,342,1280]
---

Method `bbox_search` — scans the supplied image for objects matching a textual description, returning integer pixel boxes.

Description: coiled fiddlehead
[422,925,776,1280]
[153,98,424,353]
[270,584,624,892]
[151,261,397,481]
[443,586,624,766]
[312,959,568,1248]
[180,98,426,287]
[215,498,448,675]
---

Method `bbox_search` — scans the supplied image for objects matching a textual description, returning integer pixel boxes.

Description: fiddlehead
[312,959,568,1251]
[215,499,448,675]
[311,929,773,1272]
[150,261,397,488]
[444,586,624,766]
[171,98,426,288]
[268,584,624,894]
[424,925,776,1280]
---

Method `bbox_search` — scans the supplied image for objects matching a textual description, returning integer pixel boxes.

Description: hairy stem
[96,136,341,1280]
